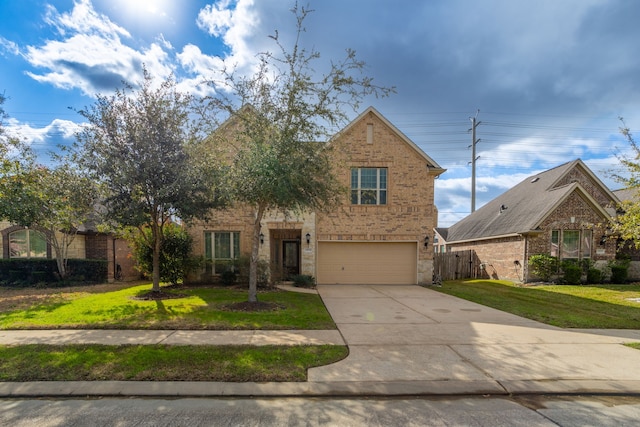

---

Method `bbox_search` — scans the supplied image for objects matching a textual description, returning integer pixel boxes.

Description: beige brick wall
[187,108,441,285]
[0,221,86,259]
[318,110,438,284]
[448,237,526,282]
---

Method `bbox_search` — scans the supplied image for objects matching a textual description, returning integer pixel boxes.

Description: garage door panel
[317,242,417,285]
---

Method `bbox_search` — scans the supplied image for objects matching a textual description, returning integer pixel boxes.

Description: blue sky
[1,0,639,227]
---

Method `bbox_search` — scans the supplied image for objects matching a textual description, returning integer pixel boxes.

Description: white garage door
[317,242,417,285]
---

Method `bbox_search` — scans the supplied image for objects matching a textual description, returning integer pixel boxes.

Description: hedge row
[0,259,108,287]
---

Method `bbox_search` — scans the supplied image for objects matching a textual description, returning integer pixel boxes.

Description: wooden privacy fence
[433,250,483,282]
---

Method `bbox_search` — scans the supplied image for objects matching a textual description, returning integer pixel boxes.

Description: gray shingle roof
[444,159,614,243]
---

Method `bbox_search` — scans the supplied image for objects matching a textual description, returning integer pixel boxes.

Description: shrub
[528,254,558,282]
[220,270,237,286]
[292,274,315,288]
[586,268,603,284]
[561,260,582,285]
[130,224,196,285]
[0,259,107,287]
[609,255,631,284]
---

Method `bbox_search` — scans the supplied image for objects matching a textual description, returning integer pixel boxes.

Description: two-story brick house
[439,159,619,282]
[187,107,445,285]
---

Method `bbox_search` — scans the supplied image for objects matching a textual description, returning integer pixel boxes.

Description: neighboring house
[187,106,445,285]
[433,227,448,253]
[438,159,619,282]
[0,220,137,282]
[612,187,640,281]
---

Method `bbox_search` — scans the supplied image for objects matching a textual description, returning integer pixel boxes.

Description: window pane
[379,189,387,205]
[582,230,592,258]
[351,190,359,204]
[204,232,212,260]
[562,230,579,259]
[9,230,28,258]
[215,232,231,259]
[233,232,240,259]
[351,169,358,189]
[29,231,47,258]
[379,169,387,189]
[360,168,377,188]
[361,189,377,205]
[551,230,559,257]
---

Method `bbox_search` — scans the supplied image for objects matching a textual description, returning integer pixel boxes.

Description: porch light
[259,233,264,245]
[424,236,430,248]
[305,233,311,245]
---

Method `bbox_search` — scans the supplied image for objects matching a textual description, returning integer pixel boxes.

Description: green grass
[0,284,336,330]
[0,344,348,382]
[626,343,640,351]
[433,280,640,329]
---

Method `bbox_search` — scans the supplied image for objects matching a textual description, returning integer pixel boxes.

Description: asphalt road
[2,395,640,426]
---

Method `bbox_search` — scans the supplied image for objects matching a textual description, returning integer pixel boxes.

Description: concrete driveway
[309,285,640,395]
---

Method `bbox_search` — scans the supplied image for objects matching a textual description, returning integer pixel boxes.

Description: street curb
[1,380,639,398]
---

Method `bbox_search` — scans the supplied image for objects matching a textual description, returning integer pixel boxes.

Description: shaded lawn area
[433,280,640,329]
[0,344,348,382]
[0,283,336,330]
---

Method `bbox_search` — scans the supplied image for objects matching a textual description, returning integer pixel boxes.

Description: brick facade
[317,110,439,283]
[0,220,138,282]
[446,164,616,282]
[187,107,443,285]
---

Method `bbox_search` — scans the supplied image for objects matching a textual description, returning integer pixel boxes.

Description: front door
[283,240,300,278]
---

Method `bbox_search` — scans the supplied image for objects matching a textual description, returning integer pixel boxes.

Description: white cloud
[24,0,174,96]
[6,118,80,145]
[195,0,260,72]
[44,0,130,39]
[0,37,20,56]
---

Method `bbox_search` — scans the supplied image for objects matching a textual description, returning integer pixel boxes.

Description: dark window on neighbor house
[551,229,592,260]
[204,231,240,273]
[9,229,47,258]
[351,167,387,205]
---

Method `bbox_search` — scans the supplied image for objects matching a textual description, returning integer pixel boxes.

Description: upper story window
[551,229,592,260]
[9,229,47,258]
[351,167,387,205]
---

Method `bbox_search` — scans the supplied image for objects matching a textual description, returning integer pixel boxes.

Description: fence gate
[433,250,482,282]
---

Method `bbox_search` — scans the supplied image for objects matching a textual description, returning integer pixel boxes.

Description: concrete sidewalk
[1,284,640,398]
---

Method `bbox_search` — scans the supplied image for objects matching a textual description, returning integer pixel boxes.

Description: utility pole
[469,110,481,212]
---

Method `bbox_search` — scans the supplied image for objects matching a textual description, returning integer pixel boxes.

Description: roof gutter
[446,232,524,245]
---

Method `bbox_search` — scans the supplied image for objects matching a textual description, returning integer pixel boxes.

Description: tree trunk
[249,204,266,303]
[151,222,161,292]
[48,229,69,279]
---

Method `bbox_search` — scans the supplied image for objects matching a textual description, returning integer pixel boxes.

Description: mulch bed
[131,290,189,300]
[222,301,285,312]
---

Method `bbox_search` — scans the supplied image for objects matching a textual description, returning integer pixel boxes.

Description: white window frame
[550,229,592,260]
[204,231,240,273]
[351,167,387,205]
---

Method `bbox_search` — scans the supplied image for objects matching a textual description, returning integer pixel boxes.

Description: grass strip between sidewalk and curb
[432,280,640,329]
[0,344,349,382]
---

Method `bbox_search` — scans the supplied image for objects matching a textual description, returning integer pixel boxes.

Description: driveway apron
[309,285,640,394]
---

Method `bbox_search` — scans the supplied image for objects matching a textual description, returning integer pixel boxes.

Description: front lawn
[0,283,336,330]
[0,344,348,382]
[433,280,640,329]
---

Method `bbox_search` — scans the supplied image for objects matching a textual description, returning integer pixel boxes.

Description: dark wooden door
[283,240,300,278]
